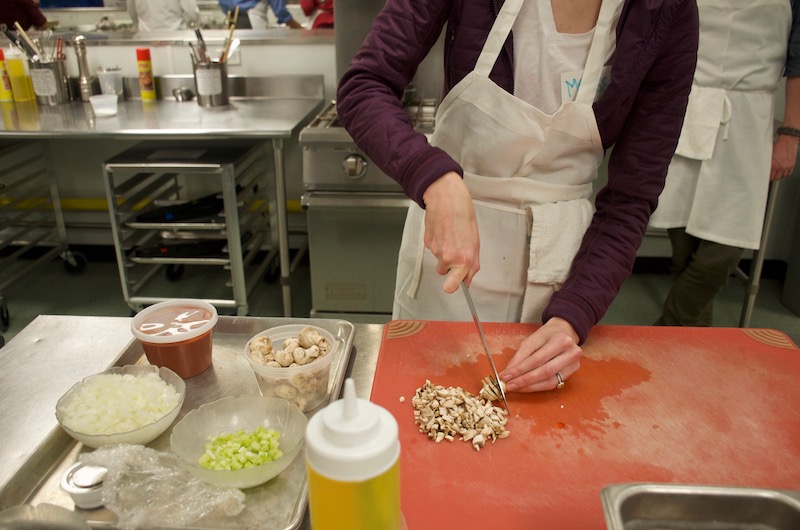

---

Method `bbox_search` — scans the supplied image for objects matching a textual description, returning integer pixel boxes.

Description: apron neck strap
[474,0,524,76]
[475,0,624,103]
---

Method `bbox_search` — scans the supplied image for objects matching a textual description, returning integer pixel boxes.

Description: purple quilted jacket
[337,0,699,343]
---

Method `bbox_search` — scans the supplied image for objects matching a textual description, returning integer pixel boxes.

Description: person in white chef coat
[649,0,800,326]
[128,0,200,32]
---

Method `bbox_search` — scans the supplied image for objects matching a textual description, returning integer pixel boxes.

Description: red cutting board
[370,321,800,530]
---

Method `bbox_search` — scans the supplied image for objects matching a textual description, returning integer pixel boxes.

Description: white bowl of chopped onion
[170,395,307,489]
[55,365,186,449]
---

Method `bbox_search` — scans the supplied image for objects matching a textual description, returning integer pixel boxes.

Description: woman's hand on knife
[422,171,480,293]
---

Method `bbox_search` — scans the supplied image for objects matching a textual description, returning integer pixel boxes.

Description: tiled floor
[1,248,798,346]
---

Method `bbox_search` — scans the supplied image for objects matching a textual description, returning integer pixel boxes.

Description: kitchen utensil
[193,60,229,107]
[193,28,209,63]
[460,280,509,409]
[97,66,123,97]
[1,24,37,61]
[172,86,194,101]
[601,483,800,530]
[225,38,241,62]
[14,22,42,59]
[89,94,118,117]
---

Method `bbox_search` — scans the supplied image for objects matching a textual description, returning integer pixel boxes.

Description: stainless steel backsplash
[334,0,444,103]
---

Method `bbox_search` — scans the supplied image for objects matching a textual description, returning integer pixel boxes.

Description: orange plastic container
[131,299,218,378]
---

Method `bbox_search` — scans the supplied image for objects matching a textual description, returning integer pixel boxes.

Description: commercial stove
[299,98,436,322]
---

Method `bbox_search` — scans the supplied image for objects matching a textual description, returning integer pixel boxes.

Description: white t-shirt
[512,0,594,115]
[128,0,200,32]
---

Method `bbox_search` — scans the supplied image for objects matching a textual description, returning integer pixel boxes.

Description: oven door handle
[302,193,413,210]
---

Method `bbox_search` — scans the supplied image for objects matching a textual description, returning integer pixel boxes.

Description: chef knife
[461,280,509,410]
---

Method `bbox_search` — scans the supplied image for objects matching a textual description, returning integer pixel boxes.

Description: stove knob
[343,154,368,179]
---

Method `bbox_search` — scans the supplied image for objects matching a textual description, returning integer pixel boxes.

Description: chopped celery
[198,426,283,470]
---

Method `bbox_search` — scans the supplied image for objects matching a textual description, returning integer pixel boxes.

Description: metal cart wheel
[165,264,185,282]
[62,250,87,274]
[0,296,9,332]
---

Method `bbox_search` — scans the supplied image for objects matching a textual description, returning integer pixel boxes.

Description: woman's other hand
[421,171,480,293]
[500,317,582,392]
[771,134,799,181]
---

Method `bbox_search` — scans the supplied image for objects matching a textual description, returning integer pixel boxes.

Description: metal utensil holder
[192,60,228,108]
[29,60,71,106]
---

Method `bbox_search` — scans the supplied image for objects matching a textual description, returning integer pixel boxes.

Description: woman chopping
[337,0,699,393]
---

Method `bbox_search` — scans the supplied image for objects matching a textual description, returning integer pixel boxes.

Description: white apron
[392,0,623,322]
[649,0,791,250]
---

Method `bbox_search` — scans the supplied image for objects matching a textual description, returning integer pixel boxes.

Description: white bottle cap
[305,378,399,482]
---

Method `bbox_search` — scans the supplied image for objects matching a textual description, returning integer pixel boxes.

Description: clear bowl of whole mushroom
[55,365,185,449]
[244,324,336,411]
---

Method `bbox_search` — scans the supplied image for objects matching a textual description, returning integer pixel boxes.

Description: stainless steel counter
[0,315,384,527]
[0,75,325,317]
[2,97,323,138]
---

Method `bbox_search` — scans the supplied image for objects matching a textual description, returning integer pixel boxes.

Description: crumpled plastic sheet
[79,445,246,530]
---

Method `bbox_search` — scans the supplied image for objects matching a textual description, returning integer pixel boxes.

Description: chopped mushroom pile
[411,380,510,451]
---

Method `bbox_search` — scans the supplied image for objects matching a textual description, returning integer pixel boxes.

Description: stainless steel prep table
[0,75,325,317]
[0,314,383,529]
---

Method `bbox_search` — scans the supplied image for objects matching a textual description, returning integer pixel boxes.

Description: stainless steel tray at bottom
[601,483,800,530]
[26,316,356,530]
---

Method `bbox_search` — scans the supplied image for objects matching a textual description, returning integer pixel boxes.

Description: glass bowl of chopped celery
[169,395,307,489]
[55,364,186,449]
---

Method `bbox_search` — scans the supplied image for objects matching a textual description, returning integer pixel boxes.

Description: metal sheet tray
[20,316,356,530]
[601,483,800,530]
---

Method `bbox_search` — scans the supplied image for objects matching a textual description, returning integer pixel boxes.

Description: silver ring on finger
[556,371,565,390]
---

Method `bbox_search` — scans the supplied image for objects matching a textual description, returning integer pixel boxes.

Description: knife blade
[461,280,509,410]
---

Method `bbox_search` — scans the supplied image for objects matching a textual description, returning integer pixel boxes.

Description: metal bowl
[601,483,800,530]
[172,87,194,102]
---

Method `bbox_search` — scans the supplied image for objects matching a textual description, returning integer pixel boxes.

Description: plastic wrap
[79,445,246,530]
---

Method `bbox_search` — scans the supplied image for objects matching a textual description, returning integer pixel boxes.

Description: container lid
[305,378,399,482]
[131,299,218,344]
[136,48,151,61]
[60,462,107,510]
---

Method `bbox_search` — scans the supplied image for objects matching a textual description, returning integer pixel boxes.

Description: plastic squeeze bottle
[305,378,402,530]
[136,48,156,101]
[0,49,14,102]
[5,47,33,103]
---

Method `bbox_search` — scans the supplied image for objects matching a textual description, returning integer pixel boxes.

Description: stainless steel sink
[601,483,800,530]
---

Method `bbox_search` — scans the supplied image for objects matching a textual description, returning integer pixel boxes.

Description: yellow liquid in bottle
[307,460,401,530]
[6,58,33,103]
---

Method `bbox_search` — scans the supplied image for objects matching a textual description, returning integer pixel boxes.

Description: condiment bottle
[136,48,156,101]
[5,47,33,103]
[305,378,402,530]
[0,49,14,102]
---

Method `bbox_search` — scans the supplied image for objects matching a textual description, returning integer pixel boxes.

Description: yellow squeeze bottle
[305,378,401,530]
[0,49,14,102]
[5,48,33,103]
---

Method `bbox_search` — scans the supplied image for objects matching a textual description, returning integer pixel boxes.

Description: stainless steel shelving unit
[0,141,85,332]
[102,140,274,316]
